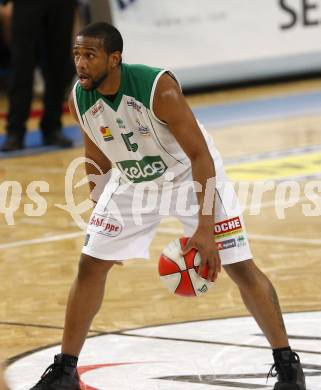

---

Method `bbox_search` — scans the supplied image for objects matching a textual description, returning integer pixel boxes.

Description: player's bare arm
[68,92,112,200]
[153,73,220,282]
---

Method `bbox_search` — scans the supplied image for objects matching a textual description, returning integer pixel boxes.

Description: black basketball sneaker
[268,350,306,390]
[29,354,80,390]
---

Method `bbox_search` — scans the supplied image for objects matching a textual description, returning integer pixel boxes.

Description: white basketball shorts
[82,166,253,265]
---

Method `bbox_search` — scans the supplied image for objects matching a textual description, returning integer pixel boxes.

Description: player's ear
[110,51,122,68]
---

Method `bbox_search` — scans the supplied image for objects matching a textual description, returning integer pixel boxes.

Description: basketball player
[30,23,306,390]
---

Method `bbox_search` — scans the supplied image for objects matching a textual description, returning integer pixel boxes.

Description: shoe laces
[267,364,278,382]
[33,361,63,388]
[267,351,300,383]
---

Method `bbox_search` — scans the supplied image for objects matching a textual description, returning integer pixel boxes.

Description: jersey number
[121,132,138,152]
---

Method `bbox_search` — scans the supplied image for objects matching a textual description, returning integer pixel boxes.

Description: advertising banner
[110,0,321,88]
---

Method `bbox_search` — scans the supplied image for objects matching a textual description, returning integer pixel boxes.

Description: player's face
[73,36,111,91]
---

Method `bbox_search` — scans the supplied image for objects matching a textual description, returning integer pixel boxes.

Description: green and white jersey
[73,63,222,184]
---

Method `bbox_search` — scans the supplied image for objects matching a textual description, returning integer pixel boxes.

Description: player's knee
[78,253,115,281]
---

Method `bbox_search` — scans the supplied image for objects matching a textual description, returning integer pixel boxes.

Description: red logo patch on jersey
[100,126,114,142]
[91,101,104,118]
[214,217,242,238]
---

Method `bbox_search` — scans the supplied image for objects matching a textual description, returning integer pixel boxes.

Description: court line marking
[0,320,99,334]
[2,226,321,250]
[226,150,321,181]
[2,143,321,175]
[248,234,321,246]
[0,231,84,249]
[250,194,320,210]
[119,332,321,356]
[6,314,321,370]
[1,166,68,174]
[223,143,321,165]
[193,89,321,129]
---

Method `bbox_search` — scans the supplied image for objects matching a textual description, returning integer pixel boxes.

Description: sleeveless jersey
[73,63,222,184]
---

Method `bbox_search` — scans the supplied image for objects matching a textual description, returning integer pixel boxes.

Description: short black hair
[78,22,123,56]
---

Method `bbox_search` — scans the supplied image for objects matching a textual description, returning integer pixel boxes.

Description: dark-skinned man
[30,22,305,390]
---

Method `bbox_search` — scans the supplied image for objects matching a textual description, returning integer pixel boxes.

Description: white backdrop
[109,0,321,88]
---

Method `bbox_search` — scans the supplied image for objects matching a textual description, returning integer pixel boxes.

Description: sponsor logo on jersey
[100,126,114,142]
[214,216,242,238]
[136,120,150,136]
[116,118,126,129]
[216,238,236,251]
[237,235,247,247]
[127,98,142,113]
[116,156,168,183]
[90,101,104,118]
[88,213,122,237]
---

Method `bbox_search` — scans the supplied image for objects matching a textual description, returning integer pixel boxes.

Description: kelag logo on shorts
[116,156,168,183]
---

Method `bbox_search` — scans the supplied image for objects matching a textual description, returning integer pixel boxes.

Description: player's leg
[213,176,306,390]
[62,254,116,357]
[177,171,306,390]
[224,259,288,348]
[28,253,114,390]
[224,260,305,390]
[29,179,161,390]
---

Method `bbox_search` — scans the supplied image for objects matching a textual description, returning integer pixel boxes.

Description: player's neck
[97,66,121,96]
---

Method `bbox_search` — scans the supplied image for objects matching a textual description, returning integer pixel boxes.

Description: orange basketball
[158,237,214,297]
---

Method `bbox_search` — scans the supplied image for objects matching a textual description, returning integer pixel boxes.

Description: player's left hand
[182,226,221,282]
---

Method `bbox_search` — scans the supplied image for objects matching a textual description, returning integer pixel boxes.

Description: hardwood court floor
[1,79,321,364]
